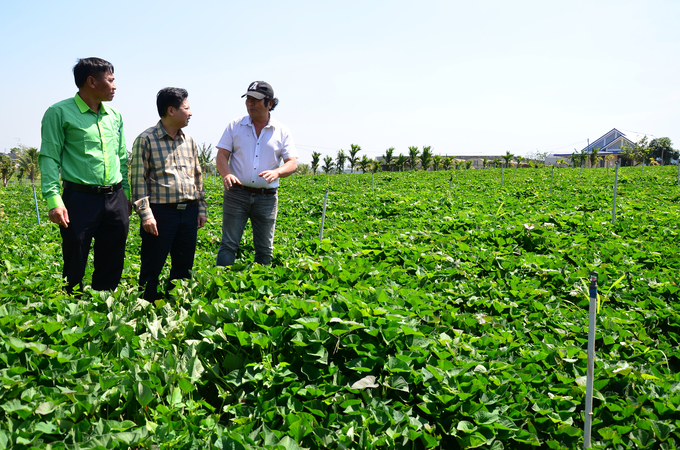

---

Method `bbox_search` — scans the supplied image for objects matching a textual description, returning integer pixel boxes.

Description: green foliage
[197,142,215,174]
[621,137,650,167]
[503,151,514,168]
[648,137,677,165]
[336,149,346,174]
[14,145,40,185]
[358,155,372,174]
[396,154,408,172]
[311,151,321,175]
[382,147,394,172]
[420,146,433,171]
[408,146,420,171]
[321,156,334,175]
[348,144,361,173]
[2,166,680,449]
[0,154,14,187]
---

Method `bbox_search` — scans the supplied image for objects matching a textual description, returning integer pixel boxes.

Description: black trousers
[60,188,129,293]
[139,203,198,301]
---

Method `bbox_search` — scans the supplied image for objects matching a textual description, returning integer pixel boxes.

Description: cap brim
[241,91,266,99]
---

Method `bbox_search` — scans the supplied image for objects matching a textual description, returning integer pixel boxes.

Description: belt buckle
[177,203,187,210]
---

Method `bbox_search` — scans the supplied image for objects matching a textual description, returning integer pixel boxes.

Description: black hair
[265,97,279,111]
[156,87,188,118]
[73,57,114,88]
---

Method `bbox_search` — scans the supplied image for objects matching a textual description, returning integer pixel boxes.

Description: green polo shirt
[39,93,130,209]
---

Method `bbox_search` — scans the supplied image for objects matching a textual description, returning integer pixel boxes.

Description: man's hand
[198,215,207,229]
[142,218,159,236]
[48,207,70,228]
[222,174,241,190]
[258,169,280,184]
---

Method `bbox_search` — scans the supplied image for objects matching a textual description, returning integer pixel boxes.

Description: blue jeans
[217,187,278,266]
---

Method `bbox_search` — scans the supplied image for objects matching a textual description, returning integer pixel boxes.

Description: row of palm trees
[0,145,40,188]
[308,146,537,175]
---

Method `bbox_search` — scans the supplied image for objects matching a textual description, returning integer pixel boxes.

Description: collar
[242,115,275,129]
[74,93,108,115]
[155,120,184,140]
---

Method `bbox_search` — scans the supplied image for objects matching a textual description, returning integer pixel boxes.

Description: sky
[2,0,679,165]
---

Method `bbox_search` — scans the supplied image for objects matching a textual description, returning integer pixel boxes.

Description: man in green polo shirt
[39,57,131,294]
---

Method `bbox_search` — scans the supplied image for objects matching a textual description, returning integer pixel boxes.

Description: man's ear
[167,106,175,117]
[86,76,97,89]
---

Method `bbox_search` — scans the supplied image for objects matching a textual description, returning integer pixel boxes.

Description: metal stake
[501,167,504,187]
[32,183,41,225]
[584,270,598,449]
[612,162,620,224]
[372,172,375,195]
[319,188,329,242]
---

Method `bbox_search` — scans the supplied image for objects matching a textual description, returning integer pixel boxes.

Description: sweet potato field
[1,166,679,450]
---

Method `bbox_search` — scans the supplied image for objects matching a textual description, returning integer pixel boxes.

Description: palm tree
[197,143,215,175]
[482,157,489,169]
[348,144,361,173]
[322,156,334,174]
[465,160,473,170]
[17,146,40,187]
[358,155,372,173]
[311,151,321,175]
[420,146,433,171]
[336,149,346,174]
[441,157,452,171]
[502,151,514,168]
[383,147,394,172]
[396,154,408,172]
[408,146,420,170]
[589,147,601,168]
[493,158,502,168]
[432,155,442,171]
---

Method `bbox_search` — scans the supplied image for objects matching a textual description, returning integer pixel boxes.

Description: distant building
[545,128,652,166]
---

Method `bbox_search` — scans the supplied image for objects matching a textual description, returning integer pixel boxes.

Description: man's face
[245,95,270,117]
[171,99,192,128]
[92,70,116,102]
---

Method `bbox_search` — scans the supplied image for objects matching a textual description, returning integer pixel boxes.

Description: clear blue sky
[2,0,678,164]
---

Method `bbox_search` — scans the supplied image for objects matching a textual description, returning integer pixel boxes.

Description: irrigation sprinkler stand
[372,172,375,195]
[501,167,504,187]
[612,162,620,224]
[319,188,329,242]
[584,270,599,449]
[449,174,453,191]
[32,183,41,225]
[677,163,680,186]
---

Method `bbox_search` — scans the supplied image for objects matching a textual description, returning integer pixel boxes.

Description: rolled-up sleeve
[130,135,153,222]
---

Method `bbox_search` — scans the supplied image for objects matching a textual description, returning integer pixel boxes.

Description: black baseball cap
[241,81,274,99]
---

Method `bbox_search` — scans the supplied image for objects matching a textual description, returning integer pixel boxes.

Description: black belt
[63,180,122,195]
[238,185,277,195]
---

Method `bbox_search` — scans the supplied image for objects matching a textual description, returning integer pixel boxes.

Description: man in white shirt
[215,81,298,266]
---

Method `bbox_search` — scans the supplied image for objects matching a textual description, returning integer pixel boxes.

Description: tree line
[305,147,548,176]
[0,145,40,188]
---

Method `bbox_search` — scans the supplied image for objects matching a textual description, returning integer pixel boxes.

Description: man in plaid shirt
[131,88,207,302]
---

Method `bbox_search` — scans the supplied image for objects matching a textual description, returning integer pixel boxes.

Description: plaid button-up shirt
[131,121,206,222]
